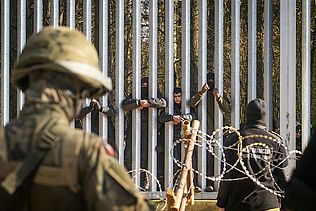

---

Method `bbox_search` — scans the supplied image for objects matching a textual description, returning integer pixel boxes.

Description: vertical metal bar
[67,0,76,129]
[34,0,43,33]
[67,0,76,128]
[264,0,273,130]
[181,0,190,179]
[67,0,76,28]
[280,0,296,174]
[83,0,92,41]
[1,0,10,126]
[17,0,27,114]
[50,0,59,27]
[99,0,109,142]
[280,0,288,153]
[148,0,158,191]
[83,0,92,132]
[302,0,311,149]
[181,0,190,115]
[248,0,256,102]
[164,0,174,189]
[231,0,240,129]
[214,0,224,191]
[198,0,208,191]
[132,0,141,187]
[115,0,125,165]
[288,0,296,169]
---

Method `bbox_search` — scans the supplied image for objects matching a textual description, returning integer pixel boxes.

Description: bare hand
[91,98,98,105]
[172,115,183,124]
[200,82,209,95]
[218,208,225,211]
[139,99,150,109]
[212,88,221,100]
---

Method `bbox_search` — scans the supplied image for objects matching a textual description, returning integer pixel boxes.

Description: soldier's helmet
[12,26,112,98]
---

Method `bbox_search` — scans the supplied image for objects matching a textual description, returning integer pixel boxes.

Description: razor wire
[128,125,302,200]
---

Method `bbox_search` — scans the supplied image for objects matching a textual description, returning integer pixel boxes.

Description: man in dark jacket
[75,98,116,149]
[158,87,197,188]
[217,98,288,211]
[190,72,230,191]
[122,77,167,175]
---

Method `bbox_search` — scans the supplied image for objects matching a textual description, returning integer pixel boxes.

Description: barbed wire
[128,125,303,204]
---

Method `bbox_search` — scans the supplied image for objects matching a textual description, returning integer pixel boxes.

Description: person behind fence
[295,122,302,152]
[190,71,230,192]
[216,98,288,211]
[157,87,198,190]
[75,98,116,149]
[122,77,167,188]
[285,125,316,211]
[0,27,152,211]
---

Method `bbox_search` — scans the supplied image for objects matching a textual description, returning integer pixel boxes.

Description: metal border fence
[0,0,311,199]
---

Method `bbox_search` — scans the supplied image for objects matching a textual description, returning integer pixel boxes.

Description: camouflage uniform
[0,27,152,211]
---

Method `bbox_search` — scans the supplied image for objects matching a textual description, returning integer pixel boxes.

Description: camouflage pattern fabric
[0,87,152,211]
[0,27,152,211]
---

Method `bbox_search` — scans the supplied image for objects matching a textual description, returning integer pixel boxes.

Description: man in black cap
[217,98,288,211]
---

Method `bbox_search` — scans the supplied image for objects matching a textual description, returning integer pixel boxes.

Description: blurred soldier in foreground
[0,27,152,211]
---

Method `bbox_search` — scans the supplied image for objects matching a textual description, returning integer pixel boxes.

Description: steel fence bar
[302,0,311,149]
[1,0,10,125]
[148,0,158,191]
[164,0,174,189]
[115,0,125,164]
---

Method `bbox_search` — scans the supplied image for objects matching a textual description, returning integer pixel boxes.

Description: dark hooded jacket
[217,98,288,211]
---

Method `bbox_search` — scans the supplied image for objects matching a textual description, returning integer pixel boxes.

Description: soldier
[0,27,152,211]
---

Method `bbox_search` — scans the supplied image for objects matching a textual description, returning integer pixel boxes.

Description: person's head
[141,77,149,88]
[173,87,182,104]
[272,118,280,133]
[207,72,215,91]
[12,27,112,119]
[140,77,149,99]
[246,98,266,126]
[296,123,302,139]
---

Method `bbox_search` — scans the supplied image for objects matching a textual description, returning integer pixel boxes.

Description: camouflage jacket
[0,103,152,211]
